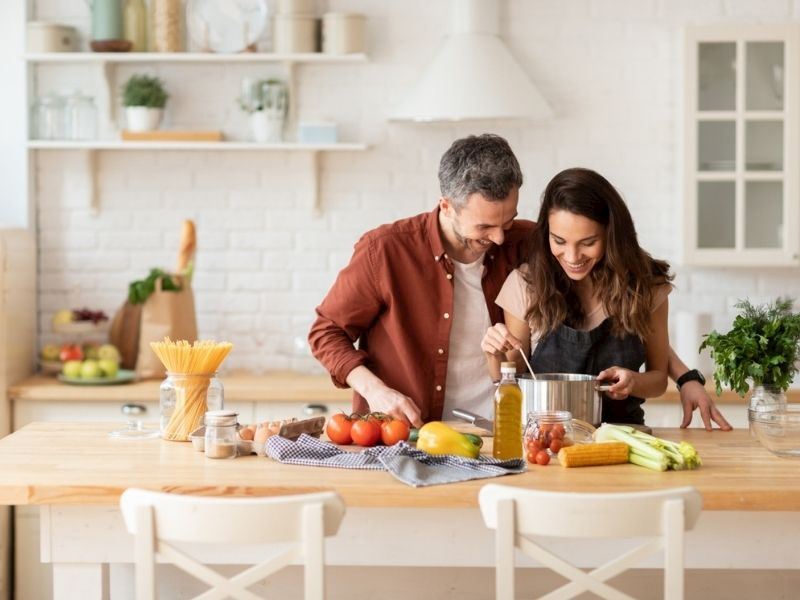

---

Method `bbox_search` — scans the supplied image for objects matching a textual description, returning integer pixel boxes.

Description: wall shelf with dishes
[24,1,369,215]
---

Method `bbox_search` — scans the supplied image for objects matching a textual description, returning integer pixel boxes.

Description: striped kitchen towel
[265,434,526,487]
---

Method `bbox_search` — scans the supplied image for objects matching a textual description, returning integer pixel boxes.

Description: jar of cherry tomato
[524,411,574,464]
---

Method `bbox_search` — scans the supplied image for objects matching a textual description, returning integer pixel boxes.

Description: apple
[62,360,82,378]
[83,343,100,360]
[52,309,74,326]
[98,344,121,362]
[80,360,102,379]
[98,359,119,378]
[40,344,60,362]
[59,344,83,362]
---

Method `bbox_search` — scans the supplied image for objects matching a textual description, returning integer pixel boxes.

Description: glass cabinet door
[685,26,798,266]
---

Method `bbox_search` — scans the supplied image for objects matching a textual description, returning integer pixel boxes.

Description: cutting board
[121,130,223,142]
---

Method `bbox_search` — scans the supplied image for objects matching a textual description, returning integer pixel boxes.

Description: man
[309,134,731,430]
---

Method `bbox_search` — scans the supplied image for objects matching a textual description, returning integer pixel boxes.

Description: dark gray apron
[530,318,647,425]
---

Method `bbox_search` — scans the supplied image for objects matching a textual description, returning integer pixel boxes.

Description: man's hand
[597,366,637,400]
[364,383,423,427]
[481,323,522,357]
[679,380,733,431]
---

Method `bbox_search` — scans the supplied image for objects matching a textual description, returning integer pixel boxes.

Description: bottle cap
[500,361,516,373]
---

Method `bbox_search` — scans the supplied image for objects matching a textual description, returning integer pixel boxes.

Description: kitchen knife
[451,409,494,435]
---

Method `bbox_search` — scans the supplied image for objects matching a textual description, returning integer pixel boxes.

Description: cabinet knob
[302,403,328,416]
[121,403,147,416]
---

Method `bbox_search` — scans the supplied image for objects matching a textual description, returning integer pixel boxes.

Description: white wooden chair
[120,488,346,600]
[478,484,702,600]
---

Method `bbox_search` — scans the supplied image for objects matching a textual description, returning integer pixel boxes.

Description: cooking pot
[517,373,610,427]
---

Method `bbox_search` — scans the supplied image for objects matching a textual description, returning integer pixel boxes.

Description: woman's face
[548,209,606,281]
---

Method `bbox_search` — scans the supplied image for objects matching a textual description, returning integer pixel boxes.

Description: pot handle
[594,381,614,392]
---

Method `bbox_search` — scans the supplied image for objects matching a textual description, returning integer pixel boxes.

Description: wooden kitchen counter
[0,422,797,511]
[11,373,796,405]
[8,372,352,403]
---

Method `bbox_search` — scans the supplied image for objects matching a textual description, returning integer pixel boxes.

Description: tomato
[535,450,550,466]
[380,419,410,445]
[551,424,565,439]
[325,413,353,445]
[526,438,542,453]
[351,418,381,447]
[526,451,538,464]
[549,439,563,453]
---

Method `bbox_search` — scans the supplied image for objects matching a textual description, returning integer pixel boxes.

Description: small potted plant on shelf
[238,77,288,143]
[122,74,169,132]
[700,297,800,428]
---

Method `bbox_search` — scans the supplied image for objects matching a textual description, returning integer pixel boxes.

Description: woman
[482,168,672,424]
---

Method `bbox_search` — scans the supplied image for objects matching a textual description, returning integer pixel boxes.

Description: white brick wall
[29,0,800,374]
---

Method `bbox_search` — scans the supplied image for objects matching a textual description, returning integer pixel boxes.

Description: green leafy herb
[699,298,800,396]
[122,75,168,108]
[128,268,181,305]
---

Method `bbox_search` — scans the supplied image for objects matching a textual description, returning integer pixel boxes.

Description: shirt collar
[427,206,447,261]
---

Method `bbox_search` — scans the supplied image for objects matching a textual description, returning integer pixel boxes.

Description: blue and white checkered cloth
[265,434,526,487]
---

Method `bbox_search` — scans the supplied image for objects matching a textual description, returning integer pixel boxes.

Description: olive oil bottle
[493,361,523,460]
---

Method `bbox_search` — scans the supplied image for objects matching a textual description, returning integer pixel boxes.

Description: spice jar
[151,0,183,52]
[159,372,223,441]
[524,411,574,462]
[204,410,239,459]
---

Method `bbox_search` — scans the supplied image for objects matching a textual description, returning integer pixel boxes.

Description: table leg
[51,563,109,600]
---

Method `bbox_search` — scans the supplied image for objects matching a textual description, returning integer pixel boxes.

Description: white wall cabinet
[683,25,800,266]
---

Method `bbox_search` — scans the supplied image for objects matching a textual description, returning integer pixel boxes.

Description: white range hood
[392,0,553,122]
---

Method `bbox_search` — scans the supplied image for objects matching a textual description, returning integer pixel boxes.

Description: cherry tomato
[526,438,542,453]
[325,413,353,445]
[535,450,550,466]
[549,439,563,453]
[380,419,410,446]
[526,451,538,464]
[552,424,565,439]
[351,418,381,447]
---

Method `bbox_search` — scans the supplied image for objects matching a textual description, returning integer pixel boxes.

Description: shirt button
[435,385,442,392]
[446,273,453,280]
[435,255,440,261]
[443,312,450,319]
[438,348,444,355]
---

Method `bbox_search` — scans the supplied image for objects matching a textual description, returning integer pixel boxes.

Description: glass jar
[30,94,65,140]
[159,372,223,441]
[748,384,786,437]
[524,411,575,462]
[204,410,239,459]
[63,93,98,140]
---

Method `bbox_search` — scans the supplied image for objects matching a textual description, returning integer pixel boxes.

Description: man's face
[441,189,519,261]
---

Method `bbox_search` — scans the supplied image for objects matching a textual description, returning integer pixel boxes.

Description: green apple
[62,360,83,378]
[52,309,74,325]
[40,344,60,362]
[98,344,121,362]
[83,343,100,360]
[98,359,119,378]
[80,359,102,379]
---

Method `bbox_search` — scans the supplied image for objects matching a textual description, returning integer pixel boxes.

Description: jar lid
[500,361,516,372]
[205,410,238,426]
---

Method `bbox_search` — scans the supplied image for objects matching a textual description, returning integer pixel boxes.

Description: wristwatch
[676,369,706,390]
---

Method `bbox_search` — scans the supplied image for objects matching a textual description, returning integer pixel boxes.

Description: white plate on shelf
[52,320,109,335]
[186,0,268,54]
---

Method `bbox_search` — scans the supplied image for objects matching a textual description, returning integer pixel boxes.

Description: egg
[238,425,255,441]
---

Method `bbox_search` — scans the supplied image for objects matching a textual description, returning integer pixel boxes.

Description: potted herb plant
[122,74,168,132]
[700,298,800,428]
[238,78,288,143]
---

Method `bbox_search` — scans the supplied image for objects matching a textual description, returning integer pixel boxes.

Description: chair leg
[495,499,515,600]
[663,499,685,600]
[303,502,325,600]
[134,505,156,600]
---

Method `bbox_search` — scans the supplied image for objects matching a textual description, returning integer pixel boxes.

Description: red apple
[59,344,83,362]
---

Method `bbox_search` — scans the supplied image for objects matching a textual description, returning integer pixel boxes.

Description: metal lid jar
[204,410,239,459]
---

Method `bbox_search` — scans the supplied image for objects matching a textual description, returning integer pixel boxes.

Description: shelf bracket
[305,150,321,215]
[97,60,116,137]
[85,150,100,215]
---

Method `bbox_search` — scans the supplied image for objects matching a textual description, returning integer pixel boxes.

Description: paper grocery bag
[135,276,198,379]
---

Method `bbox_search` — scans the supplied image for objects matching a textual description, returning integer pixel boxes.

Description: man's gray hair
[438,134,523,209]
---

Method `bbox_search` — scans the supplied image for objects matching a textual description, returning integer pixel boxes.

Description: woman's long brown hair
[524,168,673,340]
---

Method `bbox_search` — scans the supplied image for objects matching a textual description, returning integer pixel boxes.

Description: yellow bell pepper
[416,421,483,459]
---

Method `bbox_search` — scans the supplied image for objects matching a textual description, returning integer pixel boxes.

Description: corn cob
[557,441,629,467]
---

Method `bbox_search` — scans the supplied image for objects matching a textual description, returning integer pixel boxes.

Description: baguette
[176,219,196,274]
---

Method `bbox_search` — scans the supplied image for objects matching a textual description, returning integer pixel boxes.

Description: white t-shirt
[443,256,494,421]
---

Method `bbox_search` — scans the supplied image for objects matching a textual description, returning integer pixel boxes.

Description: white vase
[250,111,284,143]
[125,106,163,132]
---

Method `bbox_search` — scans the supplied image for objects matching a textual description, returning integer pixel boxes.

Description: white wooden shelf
[27,140,367,151]
[25,52,367,64]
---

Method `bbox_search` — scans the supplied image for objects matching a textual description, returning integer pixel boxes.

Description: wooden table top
[0,423,796,511]
[10,373,786,405]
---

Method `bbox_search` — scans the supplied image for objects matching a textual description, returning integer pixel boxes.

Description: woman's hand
[597,366,638,400]
[481,323,522,357]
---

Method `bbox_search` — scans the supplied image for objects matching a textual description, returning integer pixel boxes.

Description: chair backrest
[479,484,702,600]
[120,488,346,600]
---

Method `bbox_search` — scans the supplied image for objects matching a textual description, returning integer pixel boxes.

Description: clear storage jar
[63,93,98,140]
[204,410,238,459]
[159,372,223,441]
[524,410,575,462]
[30,94,65,140]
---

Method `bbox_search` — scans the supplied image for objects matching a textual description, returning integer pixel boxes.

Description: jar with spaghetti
[159,373,224,439]
[150,338,234,442]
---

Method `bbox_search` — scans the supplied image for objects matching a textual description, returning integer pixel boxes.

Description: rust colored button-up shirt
[308,207,534,422]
